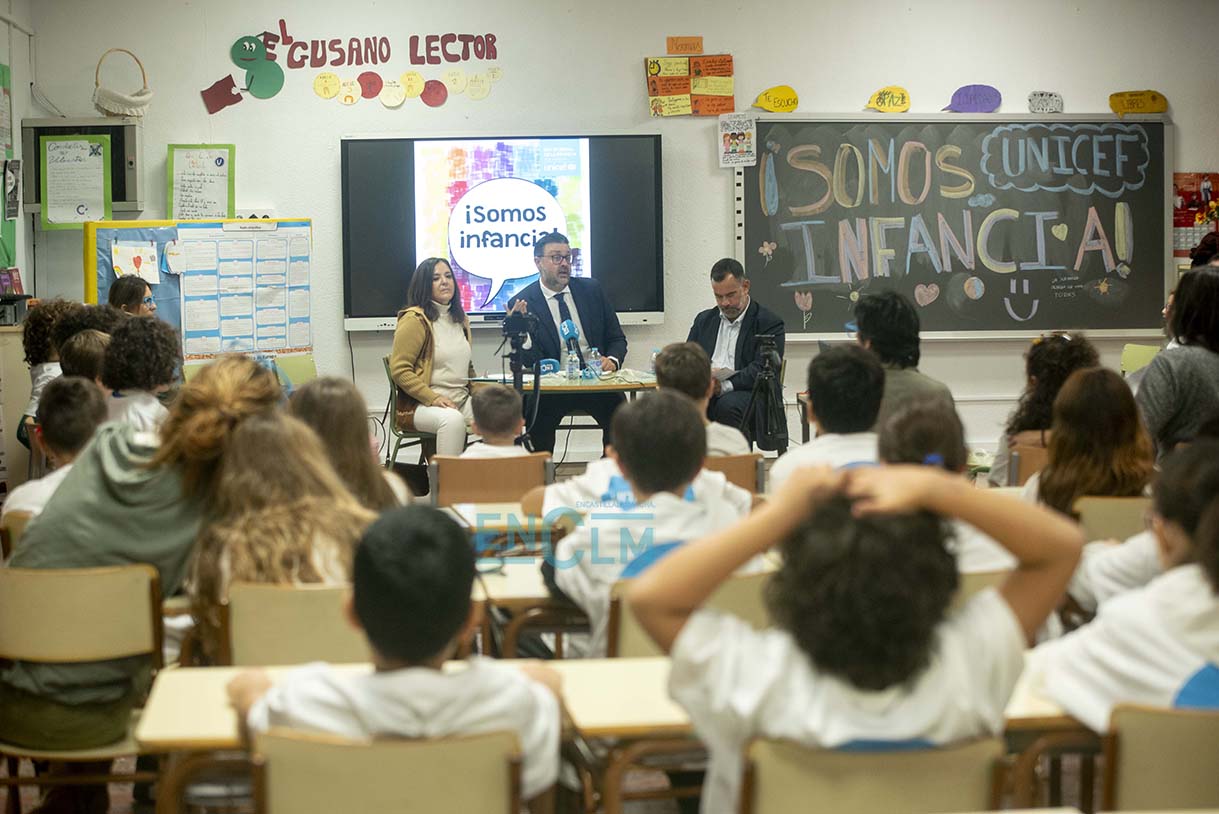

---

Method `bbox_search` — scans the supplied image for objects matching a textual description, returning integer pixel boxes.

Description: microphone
[559,319,580,352]
[538,358,560,375]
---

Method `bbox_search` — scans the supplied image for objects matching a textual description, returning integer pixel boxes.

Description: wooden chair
[255,729,523,814]
[155,729,526,814]
[740,736,1005,814]
[381,355,436,466]
[703,453,765,494]
[429,452,554,507]
[606,570,772,658]
[1073,495,1152,542]
[222,583,369,666]
[0,510,30,560]
[1008,444,1049,487]
[1102,704,1219,810]
[0,565,163,809]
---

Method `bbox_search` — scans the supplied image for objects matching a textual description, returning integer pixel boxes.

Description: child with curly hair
[102,316,180,432]
[19,298,75,447]
[988,333,1099,486]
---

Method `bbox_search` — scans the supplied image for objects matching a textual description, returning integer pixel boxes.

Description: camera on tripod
[502,310,539,337]
[755,334,782,372]
[740,333,787,454]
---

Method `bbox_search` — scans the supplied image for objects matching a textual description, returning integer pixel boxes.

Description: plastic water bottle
[588,347,603,376]
[650,348,660,373]
[566,349,580,380]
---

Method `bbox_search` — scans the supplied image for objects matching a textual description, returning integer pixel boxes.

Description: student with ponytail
[190,411,376,663]
[0,355,282,756]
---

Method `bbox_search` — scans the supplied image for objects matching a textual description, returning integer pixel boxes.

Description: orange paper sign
[666,36,703,55]
[690,54,732,77]
[648,76,692,97]
[691,94,734,116]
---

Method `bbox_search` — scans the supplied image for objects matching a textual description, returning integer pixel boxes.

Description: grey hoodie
[3,422,203,704]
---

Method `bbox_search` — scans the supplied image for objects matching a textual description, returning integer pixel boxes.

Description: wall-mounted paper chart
[168,144,235,220]
[40,135,111,230]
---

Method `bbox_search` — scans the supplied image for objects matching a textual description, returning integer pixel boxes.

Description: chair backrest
[741,736,1004,814]
[0,510,32,559]
[227,583,369,667]
[607,570,772,658]
[702,454,765,493]
[254,728,522,814]
[381,355,399,414]
[429,453,554,507]
[0,564,162,666]
[951,570,1011,611]
[1106,704,1219,810]
[1008,445,1048,487]
[1072,495,1152,542]
[1120,343,1160,376]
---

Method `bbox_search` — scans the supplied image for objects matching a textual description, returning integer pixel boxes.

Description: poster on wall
[1172,171,1216,257]
[645,54,734,117]
[40,135,112,231]
[718,113,756,168]
[168,144,236,220]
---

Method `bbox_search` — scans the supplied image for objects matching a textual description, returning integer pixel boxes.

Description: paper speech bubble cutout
[753,85,798,113]
[866,86,910,113]
[401,71,426,98]
[466,74,491,101]
[1028,91,1064,114]
[420,80,448,108]
[447,177,569,306]
[1109,90,1168,117]
[379,80,406,108]
[443,69,468,94]
[313,72,340,100]
[944,84,1001,113]
[357,72,384,99]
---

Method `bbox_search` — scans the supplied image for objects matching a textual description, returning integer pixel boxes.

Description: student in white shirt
[1037,441,1219,732]
[628,465,1083,814]
[549,390,751,658]
[227,506,562,807]
[102,316,177,433]
[290,377,409,509]
[769,345,883,492]
[1,377,106,525]
[878,398,1017,573]
[653,341,751,457]
[461,384,531,459]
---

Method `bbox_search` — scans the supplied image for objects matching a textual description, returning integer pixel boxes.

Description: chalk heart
[1051,223,1069,241]
[913,283,939,307]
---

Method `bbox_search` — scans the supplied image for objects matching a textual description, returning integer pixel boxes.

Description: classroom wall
[21,0,1219,458]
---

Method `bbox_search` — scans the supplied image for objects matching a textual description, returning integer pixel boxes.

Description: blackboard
[737,116,1170,338]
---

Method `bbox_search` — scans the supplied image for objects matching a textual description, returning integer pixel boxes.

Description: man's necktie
[555,293,586,368]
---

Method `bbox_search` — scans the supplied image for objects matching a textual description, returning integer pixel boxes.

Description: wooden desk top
[136,652,1077,752]
[475,560,551,611]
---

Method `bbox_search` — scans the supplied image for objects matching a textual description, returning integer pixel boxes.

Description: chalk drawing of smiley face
[1003,278,1040,322]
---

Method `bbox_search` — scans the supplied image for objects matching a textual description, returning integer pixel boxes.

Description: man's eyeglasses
[544,253,572,265]
[142,296,155,305]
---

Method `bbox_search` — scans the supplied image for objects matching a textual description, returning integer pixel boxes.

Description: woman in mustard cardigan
[390,257,477,455]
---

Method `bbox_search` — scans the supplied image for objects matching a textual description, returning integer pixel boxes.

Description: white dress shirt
[541,284,593,361]
[711,298,749,393]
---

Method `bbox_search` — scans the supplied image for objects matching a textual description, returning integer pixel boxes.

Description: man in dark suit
[686,257,786,432]
[508,232,629,453]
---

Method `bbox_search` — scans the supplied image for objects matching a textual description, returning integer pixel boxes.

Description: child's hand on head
[776,465,845,505]
[844,465,947,515]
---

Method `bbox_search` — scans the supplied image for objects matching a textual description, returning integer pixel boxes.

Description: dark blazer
[687,299,786,393]
[508,277,628,367]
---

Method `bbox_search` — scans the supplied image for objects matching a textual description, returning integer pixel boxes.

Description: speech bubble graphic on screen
[448,178,568,306]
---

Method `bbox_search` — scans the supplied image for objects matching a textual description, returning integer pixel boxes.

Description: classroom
[1,0,1218,812]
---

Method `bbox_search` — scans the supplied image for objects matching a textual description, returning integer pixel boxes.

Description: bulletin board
[83,218,317,389]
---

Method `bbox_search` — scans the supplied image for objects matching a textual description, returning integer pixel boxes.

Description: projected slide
[413,138,592,311]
